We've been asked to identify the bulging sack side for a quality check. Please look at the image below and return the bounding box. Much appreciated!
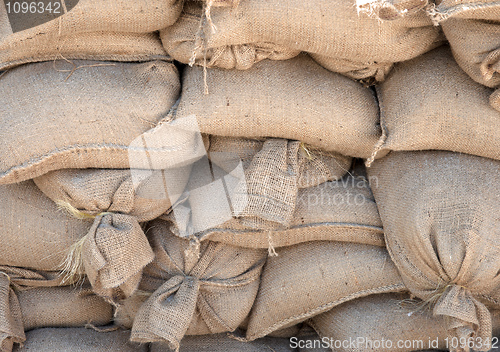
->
[175,54,381,159]
[0,59,180,184]
[368,151,500,352]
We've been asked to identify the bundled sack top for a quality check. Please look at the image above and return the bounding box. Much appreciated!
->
[115,230,266,351]
[174,54,381,159]
[368,46,500,165]
[161,0,442,81]
[311,293,500,352]
[0,267,112,352]
[0,0,182,69]
[0,59,180,184]
[368,151,500,352]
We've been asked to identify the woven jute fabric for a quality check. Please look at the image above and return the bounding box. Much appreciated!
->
[0,267,112,352]
[368,151,500,352]
[311,293,500,352]
[151,334,294,352]
[0,0,182,69]
[119,230,266,350]
[14,328,146,352]
[245,241,406,341]
[159,174,385,249]
[0,59,180,184]
[34,167,193,301]
[175,54,381,159]
[428,0,500,22]
[0,181,91,271]
[161,0,442,81]
[371,46,500,162]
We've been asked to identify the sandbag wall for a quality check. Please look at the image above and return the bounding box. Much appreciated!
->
[0,0,499,351]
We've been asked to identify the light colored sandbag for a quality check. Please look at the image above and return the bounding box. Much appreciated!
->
[428,0,500,22]
[369,46,500,164]
[367,151,500,352]
[0,267,112,352]
[0,0,182,69]
[175,54,381,159]
[14,328,146,352]
[34,167,192,301]
[119,230,266,351]
[151,334,294,352]
[0,181,91,271]
[158,174,385,249]
[245,241,406,341]
[161,1,442,81]
[0,59,180,184]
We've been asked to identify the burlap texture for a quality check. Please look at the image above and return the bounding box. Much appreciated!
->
[0,0,182,69]
[121,231,266,350]
[355,0,429,21]
[429,0,500,22]
[175,54,381,159]
[246,241,406,340]
[161,1,441,80]
[0,59,180,184]
[311,293,500,352]
[0,267,112,352]
[34,167,193,301]
[371,46,500,162]
[14,328,146,352]
[151,334,294,352]
[159,174,385,249]
[368,151,500,352]
[0,181,91,271]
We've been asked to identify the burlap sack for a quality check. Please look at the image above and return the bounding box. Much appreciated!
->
[158,174,385,250]
[0,181,91,271]
[161,1,442,81]
[428,0,500,22]
[0,0,182,69]
[0,267,112,352]
[369,46,500,164]
[14,328,146,352]
[151,334,294,352]
[368,151,500,352]
[175,54,381,159]
[0,59,180,184]
[116,231,266,351]
[245,241,406,340]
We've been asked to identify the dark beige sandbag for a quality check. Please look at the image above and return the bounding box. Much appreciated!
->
[33,166,194,301]
[367,151,500,352]
[369,46,500,164]
[14,328,146,352]
[151,334,294,352]
[174,54,381,159]
[0,0,182,69]
[161,0,442,81]
[115,230,266,351]
[311,293,500,351]
[158,173,385,250]
[0,59,180,184]
[245,241,406,341]
[0,181,91,271]
[0,267,112,352]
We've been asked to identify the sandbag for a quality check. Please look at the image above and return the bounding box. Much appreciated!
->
[174,54,381,159]
[0,267,112,352]
[0,59,180,184]
[161,0,442,81]
[117,230,266,351]
[34,166,193,301]
[367,151,500,352]
[245,241,406,340]
[151,334,295,352]
[0,0,182,69]
[158,174,385,249]
[14,328,146,352]
[0,181,91,271]
[312,293,500,351]
[369,46,500,164]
